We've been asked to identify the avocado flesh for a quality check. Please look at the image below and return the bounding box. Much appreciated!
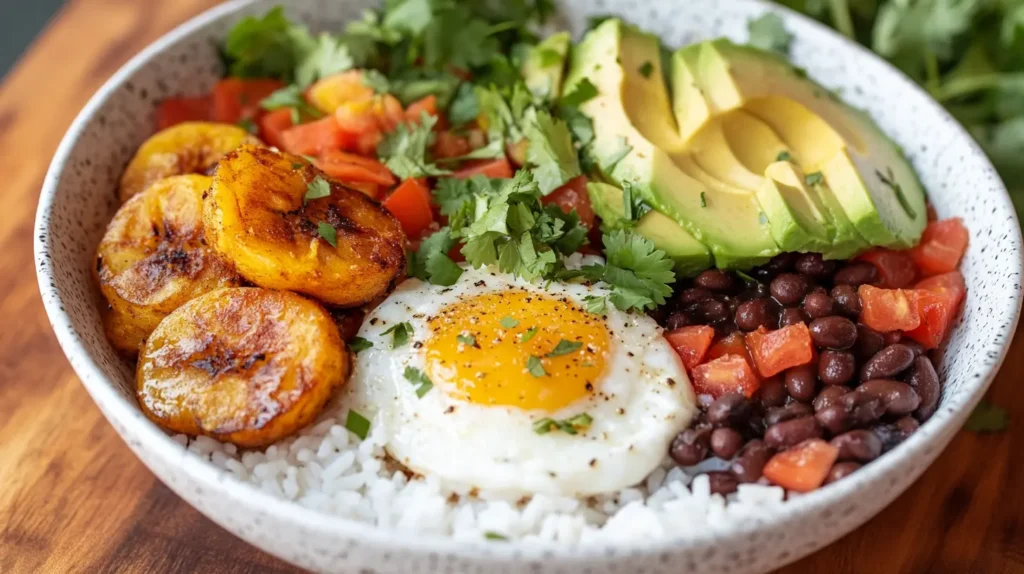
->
[696,40,927,248]
[587,182,712,276]
[567,20,779,269]
[521,32,572,102]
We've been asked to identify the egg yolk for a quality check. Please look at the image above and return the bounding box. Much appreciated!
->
[424,289,610,412]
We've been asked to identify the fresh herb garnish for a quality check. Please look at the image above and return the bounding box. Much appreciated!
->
[349,337,373,353]
[484,531,508,541]
[526,355,547,377]
[622,182,652,223]
[304,175,331,204]
[236,117,257,134]
[345,409,371,440]
[525,110,582,194]
[403,366,434,398]
[377,112,450,179]
[500,316,520,329]
[776,150,792,162]
[583,295,607,314]
[545,339,583,358]
[560,78,598,107]
[747,12,792,55]
[532,412,593,435]
[638,61,654,78]
[295,32,354,87]
[382,322,413,348]
[520,327,539,343]
[260,84,323,120]
[805,171,824,186]
[699,191,707,208]
[735,270,757,284]
[317,222,338,247]
[409,227,464,286]
[965,401,1009,432]
[456,333,477,346]
[566,230,675,312]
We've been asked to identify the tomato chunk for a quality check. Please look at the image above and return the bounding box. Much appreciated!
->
[212,78,284,124]
[433,131,472,159]
[453,158,514,179]
[405,95,438,123]
[858,285,921,332]
[905,271,966,349]
[746,324,815,378]
[762,439,839,492]
[690,354,761,399]
[665,326,715,371]
[156,96,211,129]
[383,178,434,238]
[908,218,969,277]
[705,332,751,363]
[542,176,596,229]
[857,248,917,288]
[317,150,396,187]
[257,108,294,149]
[279,116,347,156]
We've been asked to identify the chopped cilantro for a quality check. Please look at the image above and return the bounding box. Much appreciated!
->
[456,333,477,346]
[317,222,338,247]
[362,69,391,93]
[560,78,598,107]
[568,230,675,312]
[377,112,451,179]
[295,32,354,87]
[776,150,792,162]
[545,339,583,358]
[500,316,520,329]
[805,171,824,186]
[345,409,371,440]
[236,117,257,134]
[583,295,607,314]
[747,12,792,55]
[638,61,654,78]
[382,322,413,348]
[260,84,323,121]
[409,227,463,286]
[699,191,707,208]
[527,355,547,377]
[532,412,593,435]
[525,110,582,194]
[447,82,480,128]
[965,401,1009,432]
[349,336,373,353]
[403,366,434,398]
[304,175,331,204]
[520,327,539,343]
[622,182,652,223]
[222,7,317,81]
[484,531,508,541]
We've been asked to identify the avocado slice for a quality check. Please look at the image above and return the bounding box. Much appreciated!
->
[695,40,928,248]
[587,182,712,276]
[566,20,779,269]
[521,32,572,102]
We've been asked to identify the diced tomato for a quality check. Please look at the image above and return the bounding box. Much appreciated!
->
[762,439,839,492]
[307,70,374,114]
[257,108,294,149]
[453,158,514,179]
[317,150,397,187]
[542,176,596,229]
[279,116,347,156]
[405,95,438,124]
[857,248,917,288]
[335,100,381,136]
[156,96,211,129]
[665,326,716,371]
[212,78,284,124]
[433,131,472,159]
[355,131,384,156]
[383,178,434,238]
[908,218,969,277]
[905,271,967,348]
[706,331,751,364]
[506,139,529,167]
[858,285,921,332]
[375,94,406,133]
[690,354,761,399]
[746,324,815,378]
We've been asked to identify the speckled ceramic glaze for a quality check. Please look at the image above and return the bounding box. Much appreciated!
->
[34,0,1023,572]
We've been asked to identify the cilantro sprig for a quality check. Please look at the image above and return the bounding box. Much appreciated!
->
[566,230,676,312]
[533,413,593,435]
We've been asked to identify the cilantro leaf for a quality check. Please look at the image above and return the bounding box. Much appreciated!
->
[500,316,520,328]
[403,366,435,398]
[345,410,371,439]
[621,182,652,224]
[558,104,595,147]
[638,61,655,78]
[223,7,316,81]
[260,84,323,119]
[382,322,413,348]
[295,33,354,87]
[526,356,547,377]
[448,82,480,128]
[805,171,824,186]
[525,110,582,194]
[583,295,607,314]
[377,112,451,178]
[410,227,464,286]
[532,412,593,435]
[349,337,373,353]
[964,401,1009,433]
[520,327,539,342]
[317,222,338,247]
[545,339,583,357]
[304,175,331,204]
[456,333,477,346]
[748,12,793,55]
[560,78,599,107]
[578,230,676,312]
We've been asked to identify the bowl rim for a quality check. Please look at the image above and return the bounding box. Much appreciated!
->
[34,0,1024,562]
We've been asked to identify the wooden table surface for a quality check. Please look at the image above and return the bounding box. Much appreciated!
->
[1,1,1021,573]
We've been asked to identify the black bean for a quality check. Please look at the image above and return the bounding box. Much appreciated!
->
[872,423,908,453]
[906,357,940,422]
[856,379,921,416]
[698,298,730,323]
[903,339,925,358]
[706,471,740,495]
[834,262,878,286]
[779,307,809,328]
[830,430,882,462]
[816,394,885,435]
[818,350,856,386]
[803,292,835,319]
[831,284,862,318]
[824,462,861,485]
[764,416,822,449]
[678,287,713,307]
[770,273,810,306]
[813,386,849,412]
[861,344,916,381]
[764,402,814,426]
[736,299,776,331]
[670,427,711,466]
[710,427,745,459]
[744,282,771,300]
[785,364,818,402]
[896,415,920,436]
[665,311,696,330]
[853,324,886,362]
[809,316,858,349]
[794,253,836,278]
[745,414,766,437]
[883,330,903,346]
[763,253,798,274]
[695,270,737,292]
[730,439,774,483]
[757,377,788,409]
[706,393,753,427]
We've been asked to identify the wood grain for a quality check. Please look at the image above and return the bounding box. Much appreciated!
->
[0,1,1020,573]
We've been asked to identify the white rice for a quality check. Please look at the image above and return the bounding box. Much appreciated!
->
[181,402,787,544]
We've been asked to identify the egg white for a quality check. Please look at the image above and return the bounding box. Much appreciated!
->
[341,265,697,498]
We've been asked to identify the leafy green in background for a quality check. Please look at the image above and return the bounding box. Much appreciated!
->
[766,0,1024,218]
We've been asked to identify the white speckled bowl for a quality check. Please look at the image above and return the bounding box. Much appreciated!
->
[34,0,1023,572]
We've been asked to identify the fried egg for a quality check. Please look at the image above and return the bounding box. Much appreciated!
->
[342,265,696,498]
